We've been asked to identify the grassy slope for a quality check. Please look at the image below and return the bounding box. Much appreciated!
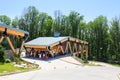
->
[0,63,32,74]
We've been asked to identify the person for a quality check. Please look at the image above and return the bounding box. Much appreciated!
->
[41,51,43,59]
[33,51,36,57]
[38,51,41,58]
[45,51,48,59]
[43,51,45,59]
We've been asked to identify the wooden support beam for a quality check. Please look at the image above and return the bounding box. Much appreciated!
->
[51,42,59,48]
[5,36,16,54]
[76,39,79,43]
[78,44,81,53]
[55,46,59,55]
[60,38,68,43]
[7,28,25,37]
[25,45,46,49]
[24,46,29,53]
[68,42,72,54]
[85,44,88,59]
[65,42,68,53]
[19,39,25,52]
[60,46,65,54]
[0,26,5,33]
[73,43,77,52]
[0,36,4,43]
[69,37,75,42]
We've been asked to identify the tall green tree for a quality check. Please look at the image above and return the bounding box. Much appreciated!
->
[0,15,11,25]
[12,17,19,28]
[18,6,39,40]
[38,12,49,37]
[44,16,53,36]
[69,11,83,38]
[87,16,109,61]
[109,17,120,62]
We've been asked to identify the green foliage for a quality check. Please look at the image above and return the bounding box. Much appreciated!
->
[69,11,84,38]
[81,54,88,63]
[0,63,37,74]
[0,45,6,63]
[0,15,11,25]
[1,6,120,64]
[12,17,18,28]
[5,59,11,63]
[87,16,109,62]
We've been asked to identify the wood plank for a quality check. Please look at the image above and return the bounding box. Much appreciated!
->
[74,43,77,52]
[79,44,83,54]
[76,39,79,43]
[5,36,16,54]
[65,42,68,53]
[60,46,65,54]
[55,46,59,55]
[60,38,68,43]
[68,42,72,53]
[69,37,75,42]
[25,45,46,49]
[7,28,24,37]
[34,48,47,51]
[0,26,5,33]
[85,45,88,59]
[0,36,4,43]
[50,42,59,48]
[19,39,25,52]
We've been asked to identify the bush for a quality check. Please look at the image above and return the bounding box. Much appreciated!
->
[81,54,88,63]
[0,45,6,63]
[5,59,11,63]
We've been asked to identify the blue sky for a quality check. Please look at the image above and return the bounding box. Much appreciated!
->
[0,0,120,22]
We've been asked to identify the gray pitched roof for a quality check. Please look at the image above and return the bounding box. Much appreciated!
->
[25,37,69,46]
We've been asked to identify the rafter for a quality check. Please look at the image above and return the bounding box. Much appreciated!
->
[5,36,16,54]
[0,36,4,43]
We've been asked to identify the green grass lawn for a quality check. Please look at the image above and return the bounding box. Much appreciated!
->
[0,63,38,75]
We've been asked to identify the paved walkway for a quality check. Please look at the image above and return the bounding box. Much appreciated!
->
[0,56,120,80]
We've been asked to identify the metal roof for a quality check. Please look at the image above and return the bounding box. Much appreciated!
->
[25,37,69,46]
[0,23,29,35]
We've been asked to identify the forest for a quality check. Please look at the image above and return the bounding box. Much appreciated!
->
[0,6,120,64]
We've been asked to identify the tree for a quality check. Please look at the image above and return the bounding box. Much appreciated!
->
[69,11,83,38]
[18,6,39,40]
[0,45,6,63]
[12,17,19,28]
[87,16,109,61]
[0,15,11,25]
[38,12,49,37]
[109,17,120,62]
[44,16,53,36]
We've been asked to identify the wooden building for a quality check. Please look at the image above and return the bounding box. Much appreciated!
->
[24,36,88,59]
[0,23,29,55]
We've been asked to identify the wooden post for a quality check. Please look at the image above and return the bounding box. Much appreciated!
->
[85,44,88,59]
[55,46,59,55]
[79,44,82,54]
[0,36,4,43]
[68,41,72,54]
[5,36,16,54]
[19,39,25,52]
[60,46,65,54]
[72,43,78,56]
[65,42,68,53]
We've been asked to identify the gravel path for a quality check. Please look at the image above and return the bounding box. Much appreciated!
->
[0,56,120,80]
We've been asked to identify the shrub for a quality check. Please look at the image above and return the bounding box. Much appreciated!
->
[5,59,11,63]
[0,45,6,63]
[81,54,88,63]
